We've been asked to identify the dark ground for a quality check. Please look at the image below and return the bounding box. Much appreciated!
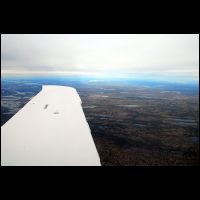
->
[80,85,199,166]
[1,76,199,165]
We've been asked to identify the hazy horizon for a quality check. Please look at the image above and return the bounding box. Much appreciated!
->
[1,34,199,83]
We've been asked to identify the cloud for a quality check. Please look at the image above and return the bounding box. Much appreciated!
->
[1,34,199,80]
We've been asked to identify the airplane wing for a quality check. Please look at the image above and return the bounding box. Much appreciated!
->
[1,85,101,166]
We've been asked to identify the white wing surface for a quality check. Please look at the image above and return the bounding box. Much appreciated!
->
[1,85,101,166]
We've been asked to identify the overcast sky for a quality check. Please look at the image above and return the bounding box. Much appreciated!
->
[1,34,199,81]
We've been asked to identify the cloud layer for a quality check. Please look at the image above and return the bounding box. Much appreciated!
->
[1,34,199,80]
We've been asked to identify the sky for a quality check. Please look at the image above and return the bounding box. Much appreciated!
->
[1,34,199,82]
